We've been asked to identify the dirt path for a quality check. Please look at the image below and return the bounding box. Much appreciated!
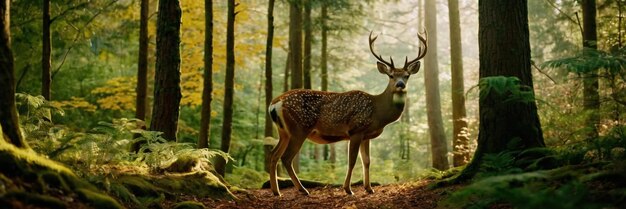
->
[191,181,456,209]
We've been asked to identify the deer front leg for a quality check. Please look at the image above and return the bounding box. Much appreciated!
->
[269,130,290,196]
[360,139,374,194]
[281,133,310,195]
[343,134,363,195]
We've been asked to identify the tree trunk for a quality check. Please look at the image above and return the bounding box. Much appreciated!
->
[448,0,469,167]
[198,0,213,149]
[303,1,312,90]
[136,0,149,122]
[215,0,236,177]
[264,0,275,173]
[458,0,545,181]
[303,0,320,161]
[424,0,449,171]
[42,0,51,100]
[283,52,290,92]
[150,0,182,142]
[0,0,28,148]
[288,0,303,173]
[320,2,335,165]
[582,0,599,139]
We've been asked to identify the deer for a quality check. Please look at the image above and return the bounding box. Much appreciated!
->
[267,31,427,196]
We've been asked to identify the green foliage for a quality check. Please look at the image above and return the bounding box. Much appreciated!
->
[225,167,267,189]
[443,173,601,209]
[476,76,537,105]
[445,124,626,208]
[541,49,626,74]
[135,130,232,173]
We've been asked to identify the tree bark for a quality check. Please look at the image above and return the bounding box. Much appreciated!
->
[424,0,449,171]
[288,0,303,172]
[264,0,275,173]
[42,0,51,100]
[198,0,213,149]
[320,2,335,164]
[150,0,182,142]
[136,0,149,122]
[582,0,599,139]
[458,0,545,181]
[0,0,28,148]
[215,0,236,177]
[303,1,312,90]
[302,0,320,161]
[448,0,469,167]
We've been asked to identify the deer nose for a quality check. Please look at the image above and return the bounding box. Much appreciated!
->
[395,80,406,89]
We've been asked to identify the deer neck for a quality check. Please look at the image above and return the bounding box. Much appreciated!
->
[372,80,406,125]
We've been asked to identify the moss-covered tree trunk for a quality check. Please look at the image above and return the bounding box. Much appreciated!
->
[215,0,236,177]
[198,0,213,149]
[264,0,275,173]
[0,0,28,148]
[150,0,182,141]
[448,0,470,167]
[457,0,545,181]
[424,0,449,171]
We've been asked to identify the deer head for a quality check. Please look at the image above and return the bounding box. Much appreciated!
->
[268,30,428,197]
[369,30,427,105]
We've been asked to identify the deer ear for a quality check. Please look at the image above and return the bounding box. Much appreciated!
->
[407,61,421,74]
[377,62,390,75]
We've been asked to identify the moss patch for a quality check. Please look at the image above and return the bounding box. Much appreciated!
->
[1,190,66,209]
[0,143,123,208]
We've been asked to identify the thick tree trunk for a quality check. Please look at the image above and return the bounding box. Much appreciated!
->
[198,0,213,149]
[136,0,149,122]
[448,0,470,167]
[288,0,303,173]
[42,0,51,100]
[264,0,275,173]
[458,0,545,181]
[582,0,599,139]
[424,0,449,171]
[0,0,28,148]
[150,0,182,142]
[216,0,236,177]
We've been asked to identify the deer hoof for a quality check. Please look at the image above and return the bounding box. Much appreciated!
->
[344,188,354,195]
[365,187,375,194]
[272,191,282,196]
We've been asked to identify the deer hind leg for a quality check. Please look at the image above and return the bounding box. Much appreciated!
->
[280,131,310,195]
[269,129,290,196]
[343,133,363,195]
[360,140,374,194]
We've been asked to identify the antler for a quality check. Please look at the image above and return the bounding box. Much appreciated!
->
[369,31,395,68]
[403,29,428,69]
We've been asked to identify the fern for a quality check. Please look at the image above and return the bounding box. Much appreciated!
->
[477,76,538,105]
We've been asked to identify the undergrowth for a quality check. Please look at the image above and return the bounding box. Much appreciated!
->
[14,94,234,207]
[442,125,626,209]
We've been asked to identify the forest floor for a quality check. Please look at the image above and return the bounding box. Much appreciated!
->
[165,180,460,209]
